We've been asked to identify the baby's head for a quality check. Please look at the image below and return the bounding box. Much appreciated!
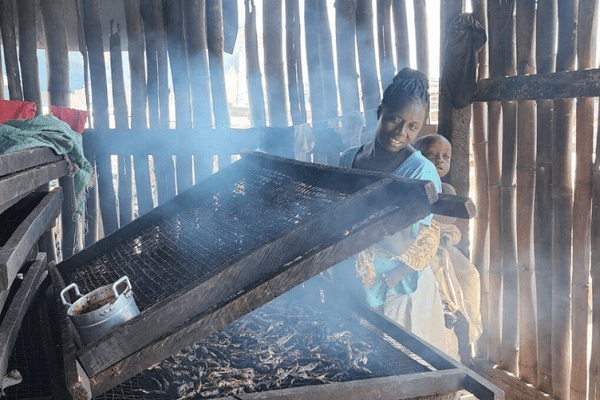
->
[412,134,452,178]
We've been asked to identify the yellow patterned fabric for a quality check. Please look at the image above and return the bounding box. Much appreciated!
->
[430,222,483,343]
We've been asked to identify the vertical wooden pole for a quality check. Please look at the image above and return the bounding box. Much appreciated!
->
[140,0,160,128]
[356,0,380,124]
[59,176,77,259]
[207,0,231,129]
[304,0,326,125]
[570,2,597,400]
[412,0,429,76]
[222,1,239,54]
[439,0,462,81]
[486,0,502,365]
[245,0,266,127]
[591,110,600,400]
[124,0,147,129]
[392,0,409,70]
[109,21,129,130]
[40,0,70,107]
[316,0,338,121]
[1,0,23,101]
[184,0,213,130]
[515,0,538,386]
[534,1,557,393]
[164,0,192,129]
[153,0,170,128]
[17,0,41,110]
[286,0,305,125]
[552,1,577,398]
[335,0,361,115]
[84,161,100,246]
[82,0,110,130]
[471,0,490,361]
[117,156,132,227]
[133,154,154,216]
[376,0,394,82]
[262,0,288,126]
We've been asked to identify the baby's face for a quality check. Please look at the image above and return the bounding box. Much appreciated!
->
[423,139,451,177]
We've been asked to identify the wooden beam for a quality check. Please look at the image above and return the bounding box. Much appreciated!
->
[0,148,62,178]
[236,370,464,399]
[0,253,47,383]
[474,68,600,102]
[77,174,436,377]
[0,160,68,208]
[48,261,92,400]
[471,358,552,400]
[0,189,63,290]
[431,193,476,220]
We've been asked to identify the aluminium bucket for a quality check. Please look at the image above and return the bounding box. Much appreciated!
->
[60,276,140,344]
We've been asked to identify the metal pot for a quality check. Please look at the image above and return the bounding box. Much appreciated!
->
[60,276,140,344]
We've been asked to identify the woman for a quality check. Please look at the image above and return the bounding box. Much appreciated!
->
[339,68,447,351]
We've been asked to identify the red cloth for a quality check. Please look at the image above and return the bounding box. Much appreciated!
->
[0,100,36,124]
[50,106,88,133]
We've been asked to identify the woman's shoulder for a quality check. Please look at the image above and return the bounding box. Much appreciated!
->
[339,145,362,168]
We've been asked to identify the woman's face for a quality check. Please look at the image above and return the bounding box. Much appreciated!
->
[375,102,427,153]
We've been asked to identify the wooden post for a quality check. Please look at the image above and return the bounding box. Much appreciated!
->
[286,0,307,125]
[95,154,119,237]
[59,176,77,259]
[1,0,23,101]
[551,1,577,398]
[570,2,597,399]
[140,0,161,128]
[413,0,429,76]
[184,0,213,130]
[133,155,154,216]
[392,0,409,71]
[117,156,132,228]
[82,0,110,130]
[17,0,42,110]
[262,0,288,126]
[376,0,394,82]
[244,0,266,127]
[591,108,600,400]
[316,0,338,121]
[40,0,70,107]
[304,0,326,125]
[206,0,231,129]
[222,0,238,54]
[123,0,147,129]
[164,0,192,129]
[439,0,462,80]
[356,0,381,125]
[471,0,490,361]
[154,0,170,128]
[492,0,519,374]
[335,0,361,115]
[515,0,538,386]
[109,21,129,130]
[534,1,557,393]
[84,162,100,246]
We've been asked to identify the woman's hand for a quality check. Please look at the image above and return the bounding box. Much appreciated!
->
[382,262,414,289]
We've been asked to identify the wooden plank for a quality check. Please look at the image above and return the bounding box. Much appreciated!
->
[123,0,147,129]
[0,148,62,178]
[431,193,476,220]
[245,0,266,127]
[335,0,361,115]
[78,175,437,377]
[86,182,438,393]
[474,68,600,102]
[207,0,231,129]
[59,175,77,258]
[236,370,464,399]
[47,261,91,400]
[109,21,129,130]
[0,189,62,290]
[285,0,306,126]
[356,0,380,122]
[470,358,552,400]
[0,160,68,207]
[0,253,47,382]
[262,0,287,126]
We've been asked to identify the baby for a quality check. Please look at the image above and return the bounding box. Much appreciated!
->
[412,134,482,363]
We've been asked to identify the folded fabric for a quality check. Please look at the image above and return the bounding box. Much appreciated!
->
[0,100,36,124]
[0,115,93,219]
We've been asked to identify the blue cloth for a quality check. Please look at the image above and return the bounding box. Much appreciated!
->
[339,145,441,306]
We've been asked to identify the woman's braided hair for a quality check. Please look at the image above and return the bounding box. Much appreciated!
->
[377,68,430,120]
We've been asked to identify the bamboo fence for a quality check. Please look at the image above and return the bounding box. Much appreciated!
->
[1,2,599,398]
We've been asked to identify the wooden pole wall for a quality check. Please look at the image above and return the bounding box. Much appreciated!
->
[316,0,338,121]
[471,0,490,362]
[413,0,429,76]
[534,0,557,393]
[109,21,129,130]
[392,0,409,70]
[286,0,307,125]
[356,0,380,124]
[206,0,230,130]
[591,106,600,400]
[1,0,23,101]
[262,0,288,126]
[515,0,538,386]
[439,0,462,82]
[123,0,147,129]
[551,1,577,397]
[304,1,326,125]
[140,0,161,128]
[376,0,394,83]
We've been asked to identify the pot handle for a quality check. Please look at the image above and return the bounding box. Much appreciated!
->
[112,276,132,299]
[60,283,82,307]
